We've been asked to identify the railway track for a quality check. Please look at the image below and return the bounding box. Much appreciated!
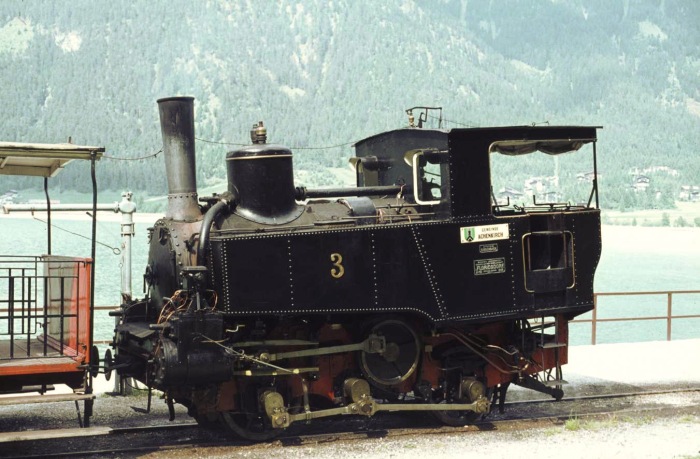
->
[2,388,699,459]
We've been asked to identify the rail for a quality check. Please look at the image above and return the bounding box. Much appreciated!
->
[573,290,700,345]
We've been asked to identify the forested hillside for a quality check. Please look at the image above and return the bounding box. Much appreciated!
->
[1,0,698,211]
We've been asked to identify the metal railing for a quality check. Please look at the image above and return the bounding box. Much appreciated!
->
[573,290,700,345]
[91,290,700,346]
[0,255,92,361]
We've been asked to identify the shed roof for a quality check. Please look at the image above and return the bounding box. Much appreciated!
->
[0,142,104,177]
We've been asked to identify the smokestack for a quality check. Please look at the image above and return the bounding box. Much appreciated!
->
[157,96,201,221]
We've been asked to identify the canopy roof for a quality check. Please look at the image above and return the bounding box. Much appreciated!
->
[489,138,595,156]
[0,142,104,177]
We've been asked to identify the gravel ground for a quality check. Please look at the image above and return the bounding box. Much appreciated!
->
[0,388,190,432]
[142,415,700,459]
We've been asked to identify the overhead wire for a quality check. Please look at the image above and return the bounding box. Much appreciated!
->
[427,113,479,128]
[31,215,121,255]
[103,149,162,161]
[99,112,480,161]
[195,136,355,150]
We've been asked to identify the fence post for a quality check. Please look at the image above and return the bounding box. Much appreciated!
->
[592,294,597,345]
[667,292,672,341]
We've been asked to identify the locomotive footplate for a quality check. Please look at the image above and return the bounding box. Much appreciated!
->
[262,377,490,429]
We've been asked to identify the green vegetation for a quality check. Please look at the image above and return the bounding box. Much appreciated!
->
[564,413,658,432]
[564,412,582,431]
[0,0,698,212]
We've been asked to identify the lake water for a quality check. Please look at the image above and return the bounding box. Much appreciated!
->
[1,214,698,346]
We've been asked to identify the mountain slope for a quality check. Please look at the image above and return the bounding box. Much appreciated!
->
[0,0,698,209]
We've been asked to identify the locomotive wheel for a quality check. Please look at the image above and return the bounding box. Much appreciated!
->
[103,348,113,381]
[360,318,420,386]
[89,345,100,378]
[219,382,284,441]
[432,378,487,427]
[190,409,223,430]
[220,411,282,441]
[433,400,480,426]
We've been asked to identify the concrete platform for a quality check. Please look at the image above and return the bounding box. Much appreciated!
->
[567,339,700,387]
[503,338,700,402]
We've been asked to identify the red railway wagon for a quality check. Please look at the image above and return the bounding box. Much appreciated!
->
[0,142,103,427]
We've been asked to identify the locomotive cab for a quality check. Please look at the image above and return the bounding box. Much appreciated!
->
[349,124,601,315]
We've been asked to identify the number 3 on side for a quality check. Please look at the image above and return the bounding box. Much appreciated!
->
[330,253,345,279]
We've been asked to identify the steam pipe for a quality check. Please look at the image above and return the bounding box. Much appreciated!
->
[157,96,201,222]
[197,193,234,266]
[295,185,403,201]
[3,203,119,213]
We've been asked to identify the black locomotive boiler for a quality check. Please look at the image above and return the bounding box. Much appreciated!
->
[111,97,602,440]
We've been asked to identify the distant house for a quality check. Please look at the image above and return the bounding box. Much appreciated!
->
[524,176,558,194]
[576,171,598,182]
[496,187,523,204]
[679,185,700,202]
[631,175,650,192]
[0,190,18,205]
[643,165,679,176]
[540,190,562,203]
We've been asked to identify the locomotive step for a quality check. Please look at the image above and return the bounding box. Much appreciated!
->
[539,342,567,349]
[0,392,95,406]
[542,379,569,387]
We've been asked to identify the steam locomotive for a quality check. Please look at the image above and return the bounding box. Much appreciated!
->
[111,97,602,440]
